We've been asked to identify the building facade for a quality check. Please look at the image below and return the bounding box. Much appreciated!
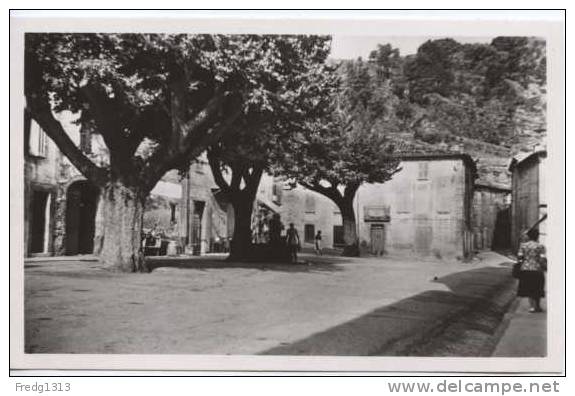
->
[25,112,62,257]
[24,111,280,257]
[24,111,110,257]
[279,185,344,253]
[509,150,547,251]
[280,154,477,259]
[178,156,231,255]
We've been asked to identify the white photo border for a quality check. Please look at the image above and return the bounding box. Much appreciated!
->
[9,10,566,374]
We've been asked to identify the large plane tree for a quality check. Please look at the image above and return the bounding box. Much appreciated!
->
[25,33,332,271]
[279,52,403,256]
[207,37,336,261]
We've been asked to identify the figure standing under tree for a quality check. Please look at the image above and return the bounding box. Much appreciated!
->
[286,223,300,264]
[314,230,323,256]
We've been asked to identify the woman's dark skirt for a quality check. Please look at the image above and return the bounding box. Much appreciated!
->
[517,270,545,298]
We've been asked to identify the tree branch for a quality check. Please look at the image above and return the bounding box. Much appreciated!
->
[245,164,264,196]
[299,180,343,204]
[25,102,109,186]
[343,181,361,201]
[207,148,230,192]
[178,90,229,146]
[143,92,226,183]
[80,84,117,140]
[80,84,140,177]
[230,162,246,191]
[144,102,243,192]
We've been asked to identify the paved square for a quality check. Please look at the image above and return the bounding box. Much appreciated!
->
[25,253,508,355]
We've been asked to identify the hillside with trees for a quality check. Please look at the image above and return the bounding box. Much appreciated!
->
[335,37,547,188]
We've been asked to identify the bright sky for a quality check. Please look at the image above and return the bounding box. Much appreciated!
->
[329,36,496,60]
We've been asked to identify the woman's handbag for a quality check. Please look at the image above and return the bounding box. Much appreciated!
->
[541,257,548,272]
[512,261,523,278]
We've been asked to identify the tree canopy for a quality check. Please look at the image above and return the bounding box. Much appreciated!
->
[275,48,403,255]
[25,33,333,191]
[205,37,334,259]
[279,51,402,195]
[403,37,546,147]
[24,33,335,270]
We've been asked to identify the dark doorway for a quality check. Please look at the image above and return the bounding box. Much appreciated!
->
[65,181,99,255]
[29,190,51,254]
[492,207,511,252]
[191,200,205,255]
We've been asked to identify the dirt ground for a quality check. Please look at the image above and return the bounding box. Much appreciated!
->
[24,252,509,355]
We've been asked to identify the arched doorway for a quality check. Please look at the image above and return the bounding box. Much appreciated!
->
[65,180,99,255]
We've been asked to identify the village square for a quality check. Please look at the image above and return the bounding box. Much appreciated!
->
[22,33,547,357]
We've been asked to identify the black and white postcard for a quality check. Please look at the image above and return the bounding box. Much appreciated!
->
[9,10,565,374]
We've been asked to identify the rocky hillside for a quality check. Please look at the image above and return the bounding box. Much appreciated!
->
[388,37,546,188]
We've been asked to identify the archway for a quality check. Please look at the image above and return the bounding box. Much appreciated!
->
[65,180,100,255]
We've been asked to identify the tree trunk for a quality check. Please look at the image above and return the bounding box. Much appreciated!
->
[339,199,359,257]
[228,194,254,261]
[98,181,148,272]
[93,195,105,256]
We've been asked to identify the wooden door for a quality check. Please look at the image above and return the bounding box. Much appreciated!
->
[370,224,385,255]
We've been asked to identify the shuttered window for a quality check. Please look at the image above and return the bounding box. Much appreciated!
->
[333,225,345,246]
[396,183,412,214]
[418,162,429,180]
[304,224,315,243]
[29,119,48,158]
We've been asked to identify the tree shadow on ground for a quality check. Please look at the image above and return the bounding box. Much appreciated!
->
[259,265,515,356]
[146,255,348,274]
[433,265,515,298]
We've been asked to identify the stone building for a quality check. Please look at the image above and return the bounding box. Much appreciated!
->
[178,155,230,255]
[24,112,62,256]
[24,110,280,257]
[250,173,284,243]
[280,185,345,252]
[24,110,109,257]
[280,153,477,259]
[509,149,547,251]
[23,110,184,257]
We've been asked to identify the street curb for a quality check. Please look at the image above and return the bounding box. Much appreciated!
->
[490,297,521,351]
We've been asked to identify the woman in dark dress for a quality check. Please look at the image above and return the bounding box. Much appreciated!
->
[517,229,547,313]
